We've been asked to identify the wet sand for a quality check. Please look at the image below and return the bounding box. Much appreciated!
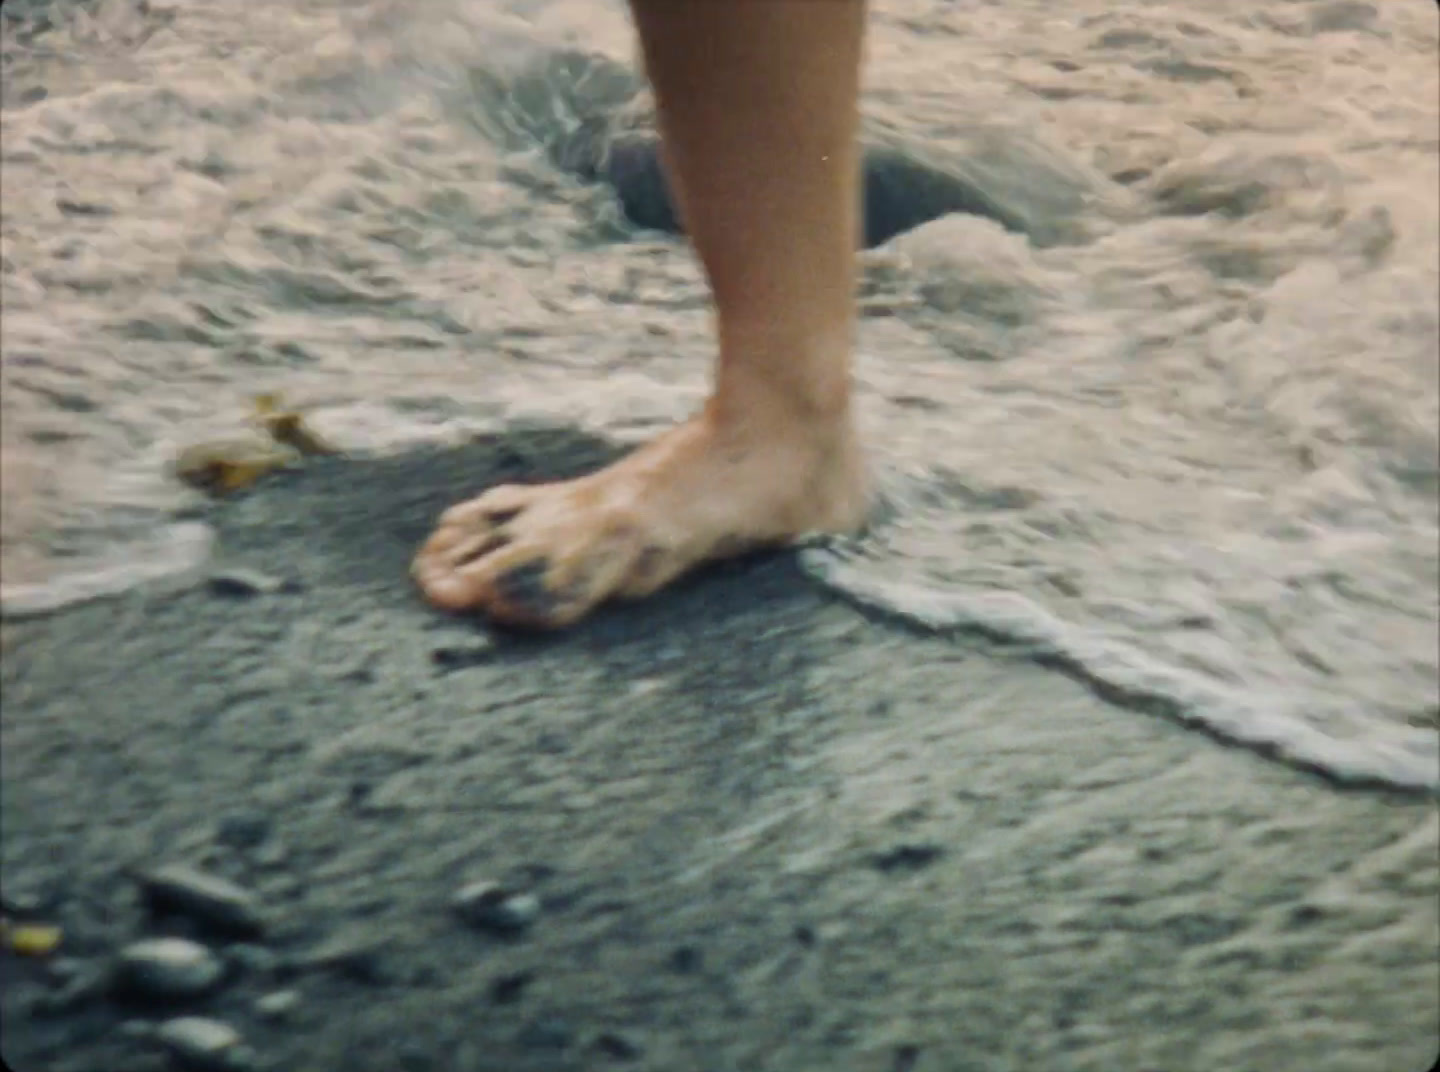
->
[2,429,1436,1072]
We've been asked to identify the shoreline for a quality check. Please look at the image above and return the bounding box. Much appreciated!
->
[3,430,1436,1072]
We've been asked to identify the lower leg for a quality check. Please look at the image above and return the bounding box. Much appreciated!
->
[414,0,869,626]
[632,0,866,421]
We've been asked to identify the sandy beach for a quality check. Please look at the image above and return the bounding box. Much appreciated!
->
[2,429,1436,1071]
[2,0,1438,1068]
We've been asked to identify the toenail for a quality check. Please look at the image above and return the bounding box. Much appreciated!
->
[494,559,564,620]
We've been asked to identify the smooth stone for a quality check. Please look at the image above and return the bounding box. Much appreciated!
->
[225,943,279,977]
[155,1017,255,1072]
[592,1031,644,1061]
[254,989,299,1021]
[207,568,285,598]
[430,637,497,671]
[215,811,272,849]
[517,1014,573,1051]
[490,970,533,1005]
[114,938,224,1000]
[32,961,110,1014]
[295,930,390,985]
[870,842,944,873]
[452,881,541,936]
[138,865,265,937]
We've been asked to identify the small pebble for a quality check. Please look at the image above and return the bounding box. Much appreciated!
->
[215,811,272,850]
[296,931,390,985]
[668,946,703,974]
[44,956,83,985]
[593,1031,644,1061]
[138,865,265,937]
[226,943,278,977]
[452,881,541,936]
[155,1017,255,1072]
[517,1014,573,1051]
[0,888,47,916]
[114,938,225,1001]
[4,921,62,956]
[894,1043,922,1072]
[254,989,299,1021]
[32,961,109,1015]
[119,1019,156,1040]
[870,843,943,874]
[252,839,289,869]
[490,971,533,1005]
[430,638,496,671]
[208,568,287,598]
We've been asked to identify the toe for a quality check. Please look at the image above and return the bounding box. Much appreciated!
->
[414,538,582,627]
[488,558,575,626]
[441,529,511,568]
[437,484,535,529]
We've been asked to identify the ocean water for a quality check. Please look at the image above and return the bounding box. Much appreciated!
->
[1,0,1436,791]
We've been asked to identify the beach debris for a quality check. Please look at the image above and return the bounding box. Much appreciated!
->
[173,437,298,496]
[452,881,542,936]
[137,865,266,938]
[113,938,225,1001]
[155,1016,257,1072]
[1,918,63,957]
[252,392,339,457]
[173,393,337,497]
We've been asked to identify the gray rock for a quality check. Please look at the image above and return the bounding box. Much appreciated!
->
[430,637,497,671]
[870,842,943,874]
[119,1019,156,1040]
[490,970,533,1005]
[592,1030,644,1061]
[114,938,225,1001]
[225,943,279,977]
[452,881,541,936]
[517,1014,573,1051]
[138,865,265,937]
[295,930,390,985]
[31,961,110,1015]
[154,1017,256,1072]
[254,989,299,1021]
[215,811,272,849]
[207,568,286,597]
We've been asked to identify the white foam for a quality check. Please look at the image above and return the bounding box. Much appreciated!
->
[801,548,1440,795]
[0,523,216,621]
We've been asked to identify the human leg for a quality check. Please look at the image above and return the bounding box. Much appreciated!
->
[414,0,869,626]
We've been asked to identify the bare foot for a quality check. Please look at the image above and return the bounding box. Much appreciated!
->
[413,401,867,627]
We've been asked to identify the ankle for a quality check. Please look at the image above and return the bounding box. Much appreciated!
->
[713,329,854,423]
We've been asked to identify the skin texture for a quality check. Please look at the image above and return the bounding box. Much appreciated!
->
[414,1,869,627]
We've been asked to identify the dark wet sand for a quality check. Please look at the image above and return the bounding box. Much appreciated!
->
[2,430,1436,1072]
